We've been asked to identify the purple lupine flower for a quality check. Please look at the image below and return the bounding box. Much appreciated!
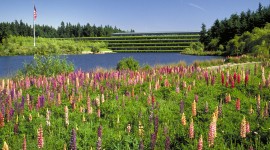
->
[70,128,77,150]
[154,115,159,134]
[14,123,19,135]
[218,99,223,117]
[40,95,45,108]
[211,75,215,85]
[115,94,119,101]
[1,103,5,116]
[96,137,102,150]
[20,96,25,109]
[165,136,170,150]
[180,100,184,114]
[195,94,199,103]
[139,140,144,150]
[150,133,157,150]
[98,125,102,138]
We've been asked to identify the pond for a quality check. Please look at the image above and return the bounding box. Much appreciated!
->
[0,53,223,77]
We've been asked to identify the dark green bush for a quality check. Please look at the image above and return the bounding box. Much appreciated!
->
[17,55,74,77]
[116,57,140,71]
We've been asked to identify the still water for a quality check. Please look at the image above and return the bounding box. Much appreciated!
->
[0,53,222,77]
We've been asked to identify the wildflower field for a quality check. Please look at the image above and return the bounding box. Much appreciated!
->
[0,62,270,149]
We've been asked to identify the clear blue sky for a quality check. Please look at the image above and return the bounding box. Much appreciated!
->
[0,0,269,32]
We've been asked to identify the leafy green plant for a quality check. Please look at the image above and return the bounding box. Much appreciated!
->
[17,55,74,77]
[116,57,140,71]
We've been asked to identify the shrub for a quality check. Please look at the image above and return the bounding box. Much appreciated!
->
[90,45,100,53]
[116,57,140,71]
[17,55,74,77]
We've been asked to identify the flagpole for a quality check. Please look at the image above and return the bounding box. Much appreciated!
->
[33,0,36,47]
[34,16,36,47]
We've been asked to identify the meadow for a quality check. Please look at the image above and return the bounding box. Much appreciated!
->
[0,60,270,149]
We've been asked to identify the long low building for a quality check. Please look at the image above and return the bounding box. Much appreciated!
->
[111,31,200,36]
[76,31,200,52]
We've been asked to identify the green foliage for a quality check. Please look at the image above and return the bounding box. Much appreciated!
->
[226,23,270,56]
[201,3,270,55]
[0,20,124,39]
[0,36,109,56]
[17,55,74,77]
[116,57,140,71]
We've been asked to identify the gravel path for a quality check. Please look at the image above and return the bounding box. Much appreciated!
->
[206,62,261,70]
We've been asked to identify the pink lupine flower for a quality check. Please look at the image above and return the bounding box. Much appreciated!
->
[37,125,44,149]
[237,74,241,84]
[245,73,249,87]
[208,121,215,147]
[236,98,241,111]
[197,135,203,150]
[57,93,61,105]
[87,96,93,114]
[189,117,194,139]
[97,108,101,118]
[246,121,250,134]
[221,72,225,85]
[22,135,27,150]
[0,112,4,127]
[195,94,199,103]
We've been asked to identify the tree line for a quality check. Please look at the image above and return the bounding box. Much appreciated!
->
[200,3,270,54]
[0,20,127,42]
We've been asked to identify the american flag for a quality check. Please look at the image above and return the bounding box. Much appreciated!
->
[34,5,37,20]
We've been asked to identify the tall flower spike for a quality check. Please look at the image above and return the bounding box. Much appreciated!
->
[180,100,184,114]
[246,121,250,134]
[264,102,269,118]
[0,112,4,127]
[46,108,51,126]
[2,141,9,150]
[98,125,102,138]
[192,100,197,116]
[257,95,261,117]
[57,93,61,105]
[139,140,144,150]
[139,121,144,137]
[236,98,241,111]
[197,135,203,150]
[22,135,27,150]
[127,124,131,133]
[205,101,209,113]
[208,121,215,147]
[181,113,186,126]
[37,125,44,149]
[189,117,194,139]
[29,114,32,122]
[249,105,254,114]
[165,135,170,150]
[96,137,102,150]
[65,106,69,126]
[240,116,246,138]
[87,96,92,114]
[70,128,77,150]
